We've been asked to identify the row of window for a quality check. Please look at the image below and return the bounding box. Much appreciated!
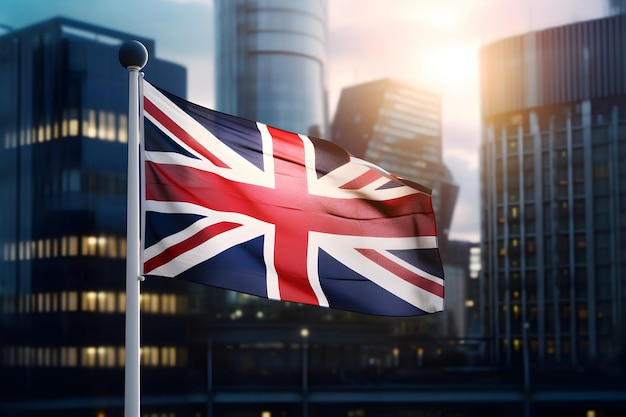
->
[378,107,440,133]
[2,345,187,368]
[1,291,186,315]
[34,169,127,197]
[3,235,127,261]
[384,90,440,115]
[2,109,129,149]
[501,337,612,357]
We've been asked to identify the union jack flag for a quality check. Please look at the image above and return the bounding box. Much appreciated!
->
[141,80,444,316]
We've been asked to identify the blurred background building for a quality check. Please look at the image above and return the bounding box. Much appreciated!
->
[610,0,626,14]
[214,0,329,137]
[329,77,466,341]
[330,78,459,251]
[0,17,195,417]
[1,2,626,417]
[480,13,626,374]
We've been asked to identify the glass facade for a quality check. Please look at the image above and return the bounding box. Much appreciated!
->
[480,14,626,369]
[0,17,190,416]
[214,0,328,137]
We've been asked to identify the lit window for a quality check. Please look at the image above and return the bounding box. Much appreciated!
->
[107,236,118,258]
[118,347,125,367]
[141,347,159,367]
[98,110,107,139]
[118,292,126,313]
[97,236,107,257]
[162,294,177,314]
[103,347,117,367]
[512,305,520,319]
[68,236,79,256]
[37,293,44,312]
[162,347,176,367]
[82,236,98,256]
[82,347,97,367]
[100,292,117,313]
[120,238,127,258]
[84,109,97,138]
[513,339,520,352]
[68,291,78,311]
[106,112,116,141]
[82,292,98,312]
[68,109,79,136]
[118,114,128,143]
[141,294,160,314]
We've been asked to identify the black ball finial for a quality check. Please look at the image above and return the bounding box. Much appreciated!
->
[119,40,148,70]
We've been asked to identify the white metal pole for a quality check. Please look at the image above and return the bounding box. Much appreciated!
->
[125,62,141,417]
[119,40,148,417]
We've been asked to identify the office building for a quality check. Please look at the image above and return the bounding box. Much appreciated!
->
[610,0,626,14]
[331,78,458,251]
[479,14,626,370]
[214,0,329,137]
[0,17,191,416]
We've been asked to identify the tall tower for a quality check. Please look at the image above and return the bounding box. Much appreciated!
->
[214,0,328,137]
[479,15,626,370]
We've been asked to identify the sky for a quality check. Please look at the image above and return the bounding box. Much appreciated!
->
[0,0,611,242]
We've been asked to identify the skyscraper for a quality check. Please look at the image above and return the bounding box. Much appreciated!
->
[479,14,626,370]
[331,78,458,251]
[214,0,328,137]
[0,17,193,416]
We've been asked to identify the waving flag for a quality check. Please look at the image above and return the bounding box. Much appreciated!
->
[141,80,444,316]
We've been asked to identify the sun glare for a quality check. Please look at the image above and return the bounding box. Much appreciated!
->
[422,44,478,89]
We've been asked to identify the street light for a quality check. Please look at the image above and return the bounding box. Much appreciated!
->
[300,328,309,417]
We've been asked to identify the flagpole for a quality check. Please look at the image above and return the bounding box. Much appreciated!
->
[119,40,148,417]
